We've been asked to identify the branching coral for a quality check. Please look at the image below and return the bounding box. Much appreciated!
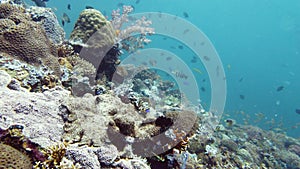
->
[111,5,154,53]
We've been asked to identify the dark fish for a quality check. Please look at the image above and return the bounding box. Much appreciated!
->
[32,0,46,7]
[178,45,184,49]
[190,59,197,63]
[67,4,71,10]
[183,29,190,34]
[163,37,168,40]
[203,55,210,61]
[200,87,205,92]
[295,109,300,115]
[135,0,140,4]
[239,77,244,82]
[183,12,189,18]
[61,20,65,26]
[62,13,70,23]
[166,57,172,61]
[85,6,94,9]
[277,86,284,91]
[239,95,245,100]
[202,79,206,82]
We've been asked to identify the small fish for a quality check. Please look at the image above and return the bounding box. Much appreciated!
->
[62,13,70,23]
[200,87,205,92]
[61,20,65,26]
[276,86,284,91]
[225,119,235,127]
[166,56,172,61]
[135,0,140,4]
[239,94,245,100]
[67,4,71,10]
[183,29,190,34]
[32,0,46,7]
[203,55,210,61]
[193,68,202,74]
[178,45,184,49]
[296,109,300,115]
[172,71,188,79]
[85,5,94,9]
[170,46,176,49]
[239,77,244,82]
[202,79,206,82]
[191,59,197,63]
[183,12,189,18]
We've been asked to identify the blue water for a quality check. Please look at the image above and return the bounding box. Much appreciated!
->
[25,0,300,137]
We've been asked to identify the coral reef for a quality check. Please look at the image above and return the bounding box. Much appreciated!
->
[0,3,61,75]
[111,5,154,53]
[69,8,116,60]
[27,6,65,44]
[0,70,68,147]
[0,143,33,169]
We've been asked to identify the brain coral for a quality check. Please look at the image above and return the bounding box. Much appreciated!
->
[69,9,116,66]
[0,143,33,169]
[0,3,61,75]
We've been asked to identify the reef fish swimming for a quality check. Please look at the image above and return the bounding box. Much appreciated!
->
[61,13,71,26]
[296,109,300,115]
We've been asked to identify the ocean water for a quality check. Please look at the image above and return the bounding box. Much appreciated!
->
[25,0,300,138]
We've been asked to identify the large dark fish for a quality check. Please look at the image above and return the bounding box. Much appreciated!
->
[276,86,284,92]
[67,4,71,10]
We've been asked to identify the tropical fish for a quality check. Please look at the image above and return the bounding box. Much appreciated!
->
[276,86,284,91]
[200,87,205,92]
[225,119,235,127]
[31,0,46,7]
[183,12,189,18]
[172,70,188,79]
[178,45,184,49]
[183,29,190,34]
[203,55,210,61]
[67,4,71,10]
[193,68,202,74]
[85,6,94,9]
[62,13,70,23]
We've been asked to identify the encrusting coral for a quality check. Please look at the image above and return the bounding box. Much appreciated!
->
[0,3,61,75]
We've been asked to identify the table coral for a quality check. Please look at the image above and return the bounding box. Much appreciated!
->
[0,3,61,75]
